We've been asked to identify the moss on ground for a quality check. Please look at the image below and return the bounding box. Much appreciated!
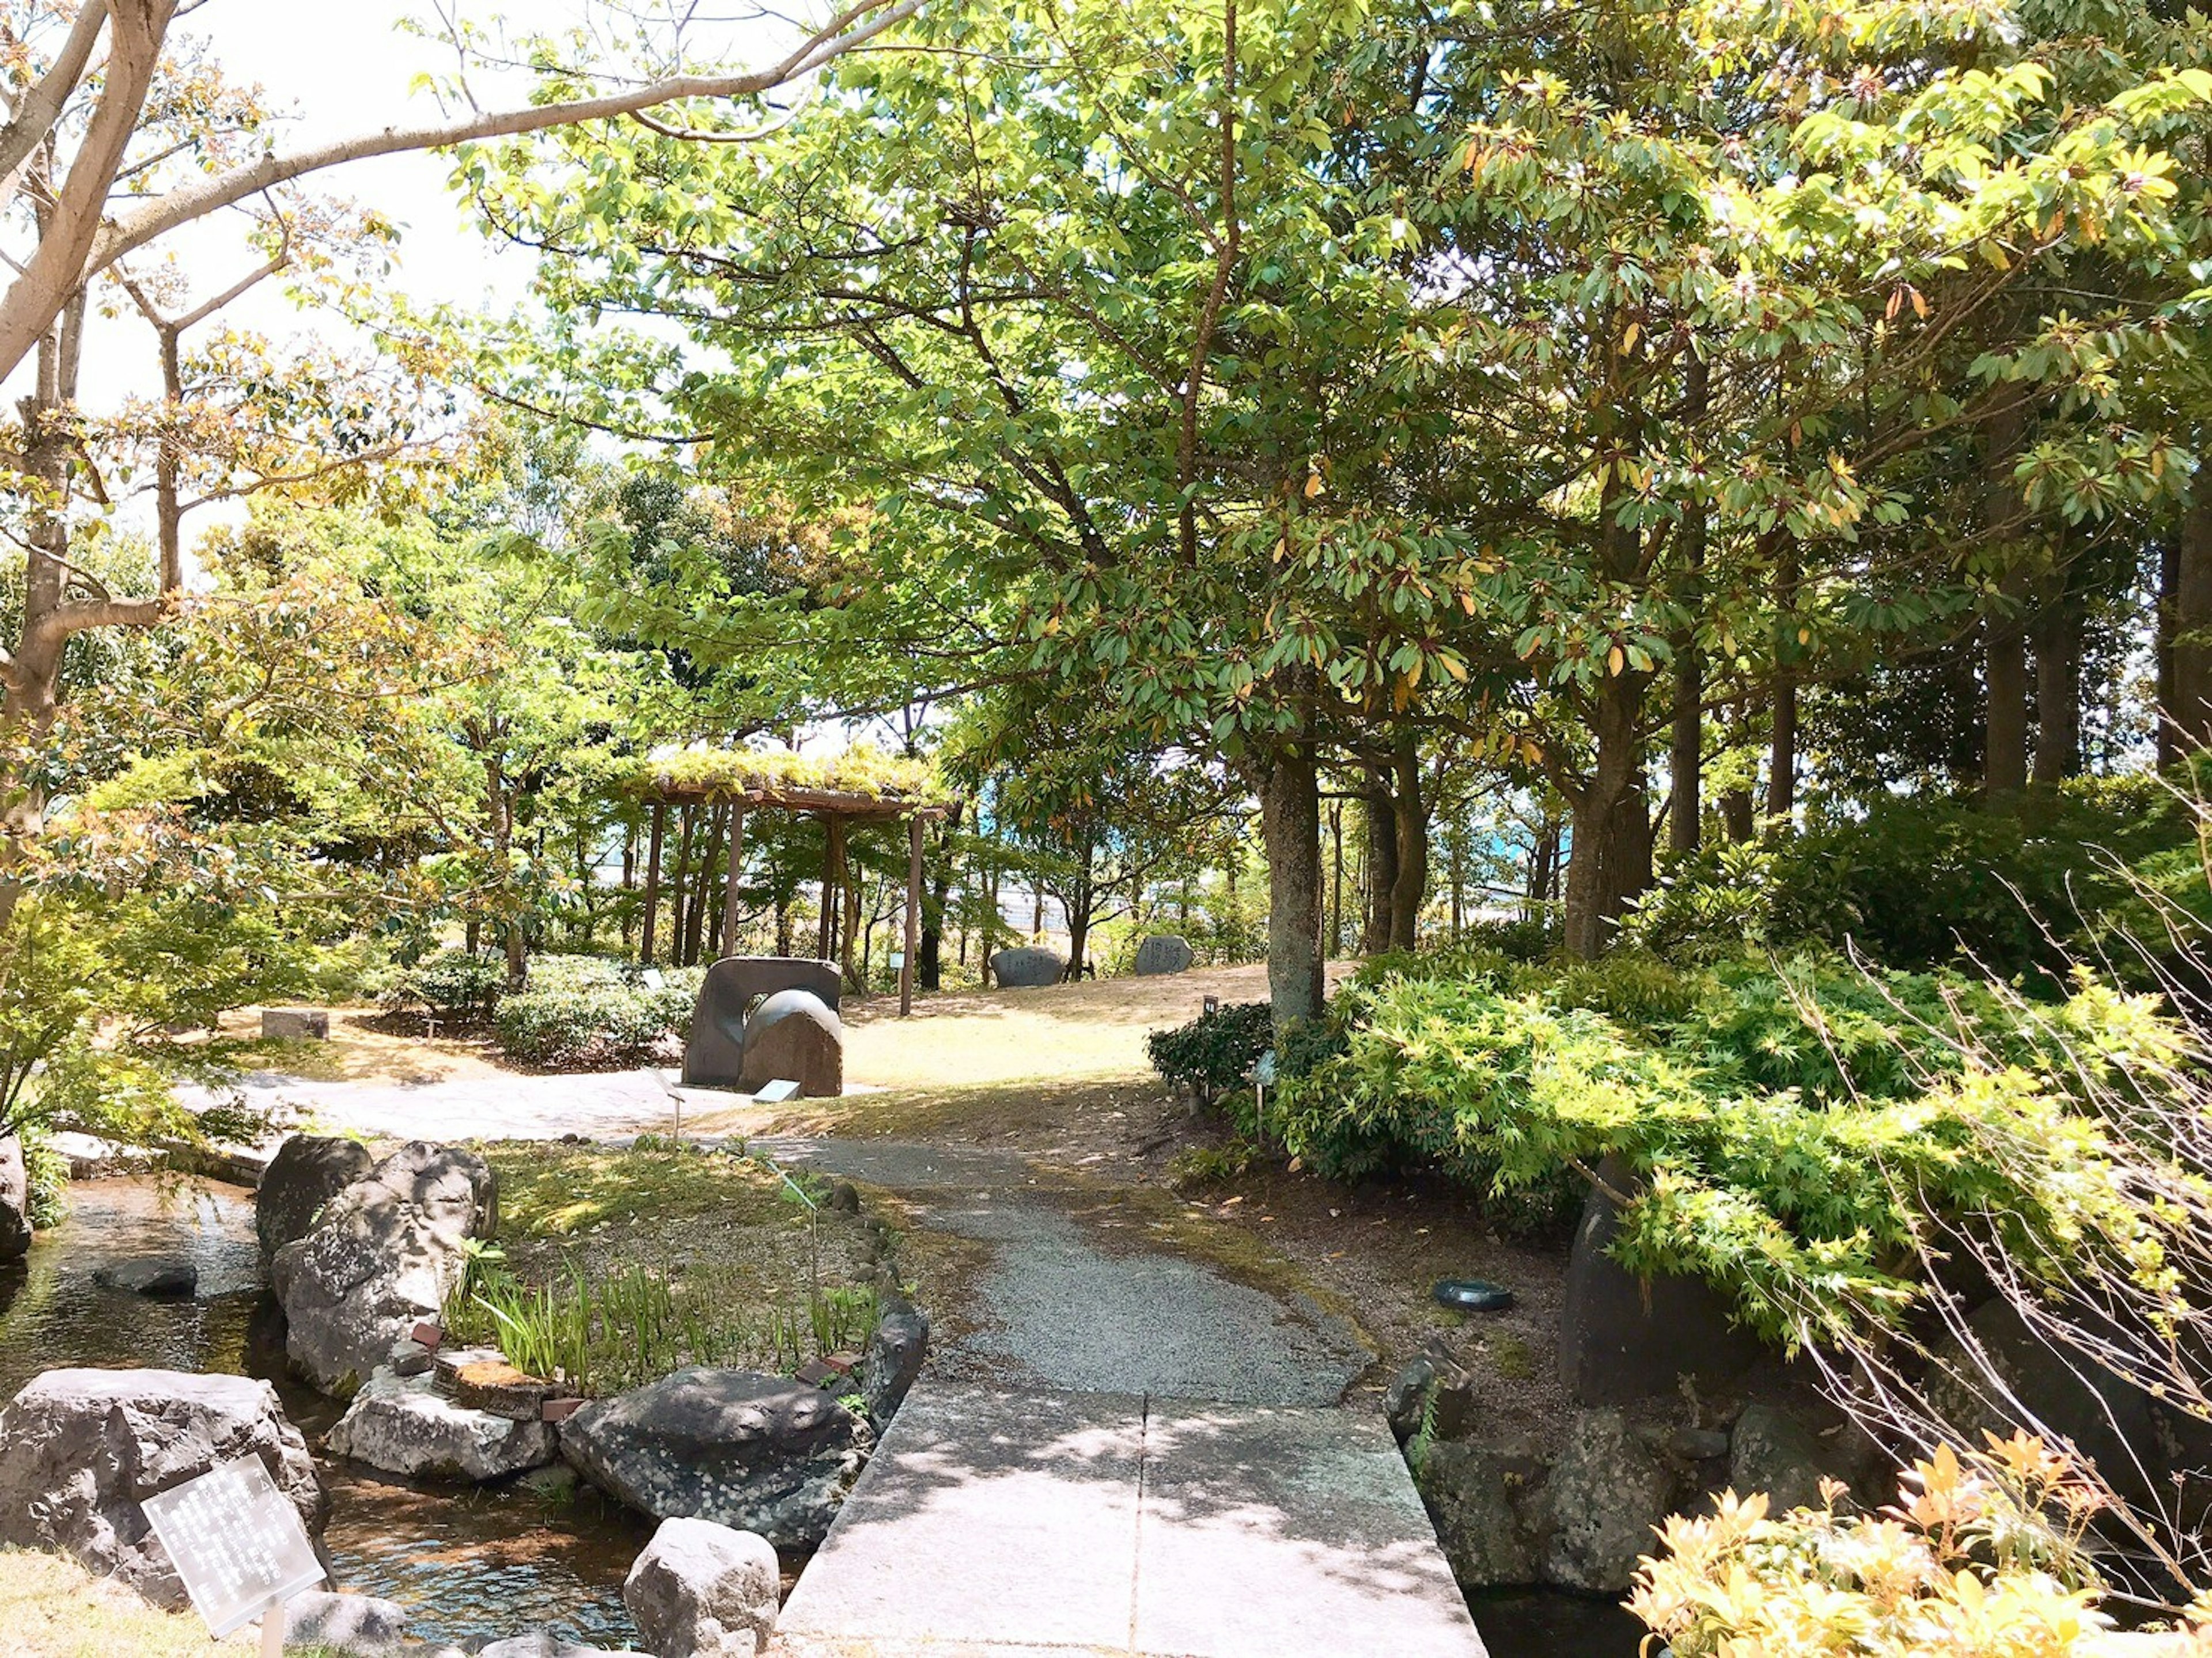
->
[486,1140,796,1238]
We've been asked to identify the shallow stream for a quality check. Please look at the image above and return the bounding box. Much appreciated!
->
[0,1178,649,1650]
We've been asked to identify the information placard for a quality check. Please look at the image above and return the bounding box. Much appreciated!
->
[141,1455,325,1638]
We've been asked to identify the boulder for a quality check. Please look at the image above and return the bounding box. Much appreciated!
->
[1414,1438,1548,1587]
[0,1367,325,1609]
[560,1368,872,1551]
[327,1368,558,1482]
[1924,1297,2165,1506]
[1541,1409,1679,1593]
[479,1634,638,1657]
[271,1140,497,1395]
[989,946,1065,989]
[256,1133,375,1269]
[1728,1403,1842,1515]
[857,1303,929,1424]
[387,1337,436,1379]
[1131,935,1195,977]
[624,1516,781,1657]
[283,1589,410,1654]
[684,958,842,1089]
[262,1007,332,1041]
[0,1133,31,1260]
[1383,1349,1476,1448]
[1557,1158,1762,1405]
[93,1257,197,1297]
[736,991,843,1101]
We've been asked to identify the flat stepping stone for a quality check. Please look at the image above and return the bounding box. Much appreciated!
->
[775,1381,1487,1658]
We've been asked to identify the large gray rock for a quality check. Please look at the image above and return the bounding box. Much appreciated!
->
[256,1132,375,1269]
[0,1367,325,1608]
[284,1588,409,1654]
[1925,1297,2165,1506]
[1729,1403,1842,1515]
[0,1133,31,1260]
[1131,935,1195,977]
[560,1368,872,1550]
[1558,1158,1761,1405]
[1414,1438,1548,1587]
[327,1368,558,1482]
[989,946,1065,989]
[857,1303,929,1424]
[479,1634,638,1657]
[684,958,842,1089]
[736,990,843,1100]
[271,1140,497,1394]
[624,1516,781,1657]
[262,1007,331,1041]
[1541,1409,1679,1593]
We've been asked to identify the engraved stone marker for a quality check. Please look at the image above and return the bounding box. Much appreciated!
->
[141,1454,325,1644]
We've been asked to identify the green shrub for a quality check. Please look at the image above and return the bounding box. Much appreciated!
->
[18,1124,69,1228]
[1146,1000,1274,1105]
[381,947,505,1025]
[1629,781,2196,977]
[1277,965,2189,1347]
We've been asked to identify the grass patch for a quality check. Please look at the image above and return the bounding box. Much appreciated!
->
[1487,1332,1535,1381]
[450,1140,881,1394]
[0,1547,350,1657]
[487,1139,793,1238]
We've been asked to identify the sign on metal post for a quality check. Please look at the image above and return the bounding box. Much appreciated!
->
[141,1454,325,1651]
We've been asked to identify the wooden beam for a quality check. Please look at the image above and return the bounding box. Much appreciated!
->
[721,805,747,959]
[640,802,667,966]
[901,812,925,1017]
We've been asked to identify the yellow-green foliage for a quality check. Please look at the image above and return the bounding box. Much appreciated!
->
[629,743,944,806]
[1631,1436,2193,1656]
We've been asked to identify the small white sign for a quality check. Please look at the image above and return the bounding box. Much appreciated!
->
[141,1455,324,1638]
[754,1078,802,1103]
[1253,1049,1278,1086]
[639,968,667,991]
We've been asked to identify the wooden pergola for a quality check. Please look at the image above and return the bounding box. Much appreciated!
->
[630,749,957,1017]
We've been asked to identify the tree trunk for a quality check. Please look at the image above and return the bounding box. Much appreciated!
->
[1669,357,1709,858]
[1388,732,1427,951]
[1526,816,1558,923]
[1767,532,1799,832]
[2171,495,2212,756]
[2157,538,2182,770]
[919,816,952,992]
[1327,799,1344,959]
[1260,746,1325,1027]
[1562,673,1653,959]
[640,803,666,965]
[1983,404,2032,802]
[1361,782,1397,956]
[2032,600,2083,787]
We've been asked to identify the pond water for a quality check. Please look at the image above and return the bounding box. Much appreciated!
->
[0,1178,650,1650]
[0,1177,1643,1656]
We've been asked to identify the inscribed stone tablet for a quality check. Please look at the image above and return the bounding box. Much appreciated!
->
[141,1454,325,1637]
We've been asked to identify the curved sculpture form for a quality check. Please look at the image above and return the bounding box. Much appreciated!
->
[683,957,842,1088]
[737,989,844,1099]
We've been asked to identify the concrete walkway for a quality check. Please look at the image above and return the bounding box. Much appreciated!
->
[777,1382,1488,1658]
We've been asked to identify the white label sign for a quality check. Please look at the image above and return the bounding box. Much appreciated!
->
[141,1455,325,1637]
[753,1077,802,1103]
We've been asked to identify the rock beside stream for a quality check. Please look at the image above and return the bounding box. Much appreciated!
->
[560,1368,872,1550]
[858,1302,929,1424]
[92,1256,198,1297]
[0,1367,325,1608]
[283,1588,410,1654]
[271,1140,496,1394]
[0,1133,31,1260]
[624,1516,781,1657]
[327,1367,557,1481]
[257,1133,375,1268]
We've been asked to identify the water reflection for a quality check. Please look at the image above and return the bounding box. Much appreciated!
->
[1467,1586,1645,1656]
[0,1178,647,1649]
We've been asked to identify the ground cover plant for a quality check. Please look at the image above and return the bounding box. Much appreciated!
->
[442,1140,882,1395]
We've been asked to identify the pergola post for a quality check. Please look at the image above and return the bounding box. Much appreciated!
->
[900,812,925,1016]
[639,802,667,966]
[819,813,844,964]
[720,805,747,959]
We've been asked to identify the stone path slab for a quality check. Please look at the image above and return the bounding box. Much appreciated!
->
[775,1382,1487,1658]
